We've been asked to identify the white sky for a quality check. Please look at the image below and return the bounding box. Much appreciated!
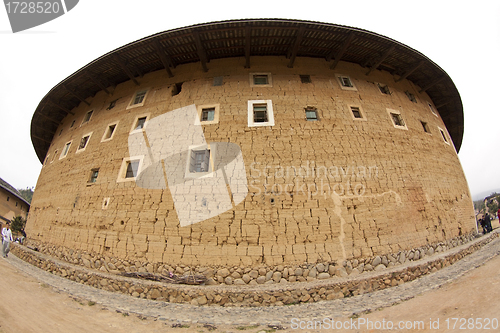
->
[1,0,499,199]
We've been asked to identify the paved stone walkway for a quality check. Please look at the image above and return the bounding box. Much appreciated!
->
[6,232,500,327]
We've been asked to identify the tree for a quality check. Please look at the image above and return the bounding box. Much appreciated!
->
[10,216,26,235]
[17,187,34,204]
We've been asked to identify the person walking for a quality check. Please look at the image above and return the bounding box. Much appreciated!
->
[2,223,13,258]
[484,214,493,233]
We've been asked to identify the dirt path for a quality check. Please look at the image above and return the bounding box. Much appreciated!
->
[0,249,499,333]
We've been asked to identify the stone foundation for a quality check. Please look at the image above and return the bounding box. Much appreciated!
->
[12,231,496,307]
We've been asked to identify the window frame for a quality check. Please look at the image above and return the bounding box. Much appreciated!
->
[101,121,119,142]
[129,113,150,134]
[59,141,72,160]
[80,110,94,126]
[247,100,275,127]
[117,156,144,183]
[250,73,273,87]
[420,121,431,134]
[76,132,93,153]
[438,126,450,145]
[196,104,220,125]
[428,102,439,117]
[305,106,319,121]
[185,144,215,179]
[336,74,357,91]
[88,168,99,184]
[386,108,408,130]
[349,105,367,121]
[405,91,417,103]
[126,89,149,109]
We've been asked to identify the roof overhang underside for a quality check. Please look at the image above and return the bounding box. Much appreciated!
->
[31,19,464,163]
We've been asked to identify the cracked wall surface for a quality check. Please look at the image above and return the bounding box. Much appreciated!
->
[26,56,475,268]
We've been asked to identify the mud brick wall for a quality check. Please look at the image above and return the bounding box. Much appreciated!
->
[26,56,475,269]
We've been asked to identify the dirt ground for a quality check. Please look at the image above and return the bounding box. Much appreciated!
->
[0,251,499,333]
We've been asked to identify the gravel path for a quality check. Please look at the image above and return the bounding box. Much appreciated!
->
[6,232,500,327]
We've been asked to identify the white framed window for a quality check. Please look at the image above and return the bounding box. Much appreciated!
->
[438,127,450,145]
[420,121,431,134]
[88,168,99,184]
[76,132,92,153]
[350,105,367,121]
[185,144,215,179]
[305,106,319,121]
[250,73,272,87]
[117,156,143,182]
[428,102,439,117]
[248,100,275,127]
[59,141,72,159]
[81,110,93,126]
[196,104,220,125]
[376,83,391,95]
[336,74,357,91]
[127,89,149,109]
[129,113,150,134]
[386,108,407,130]
[101,121,119,142]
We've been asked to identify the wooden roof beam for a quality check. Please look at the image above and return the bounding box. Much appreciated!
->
[366,45,395,75]
[153,39,174,77]
[37,109,62,126]
[419,76,446,93]
[46,98,75,115]
[192,30,209,72]
[245,25,251,68]
[113,54,139,86]
[32,134,53,145]
[287,26,306,68]
[86,72,111,95]
[61,85,90,106]
[396,60,424,82]
[329,32,354,70]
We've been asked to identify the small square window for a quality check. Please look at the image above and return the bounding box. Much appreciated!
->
[133,91,146,105]
[129,114,150,133]
[305,107,318,121]
[77,132,92,152]
[101,122,118,142]
[350,106,366,121]
[250,73,272,87]
[190,149,211,173]
[70,120,75,128]
[102,197,110,210]
[405,91,417,103]
[196,104,220,125]
[60,141,72,159]
[6,197,9,202]
[213,76,223,86]
[421,121,430,133]
[81,110,93,125]
[387,109,407,130]
[377,83,391,95]
[248,100,274,127]
[117,157,143,182]
[336,74,357,91]
[300,75,311,83]
[127,89,149,109]
[88,168,99,183]
[59,129,63,136]
[201,108,215,122]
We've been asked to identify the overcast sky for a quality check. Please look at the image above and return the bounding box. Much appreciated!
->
[1,0,499,199]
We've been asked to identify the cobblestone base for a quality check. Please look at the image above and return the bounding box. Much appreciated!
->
[11,231,498,307]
